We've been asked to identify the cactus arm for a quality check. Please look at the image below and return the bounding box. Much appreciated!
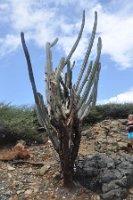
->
[55,57,66,108]
[46,42,53,75]
[21,33,59,151]
[45,42,52,118]
[79,63,101,120]
[91,62,101,107]
[77,60,93,95]
[50,38,58,47]
[56,79,67,119]
[45,39,58,106]
[65,10,85,64]
[36,92,59,151]
[66,60,72,89]
[77,103,86,119]
[55,57,65,81]
[77,37,102,111]
[21,32,39,106]
[21,33,47,126]
[75,11,97,91]
[71,61,75,70]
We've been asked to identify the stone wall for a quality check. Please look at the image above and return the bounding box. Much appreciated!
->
[82,119,130,156]
[77,119,133,200]
[75,154,133,200]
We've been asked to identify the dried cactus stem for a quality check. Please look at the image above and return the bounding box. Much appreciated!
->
[75,11,97,91]
[57,116,81,188]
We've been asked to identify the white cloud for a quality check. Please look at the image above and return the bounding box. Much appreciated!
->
[0,35,20,56]
[1,0,133,69]
[98,9,133,69]
[98,88,133,104]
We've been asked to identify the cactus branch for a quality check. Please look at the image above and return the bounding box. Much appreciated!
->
[75,11,97,91]
[77,60,93,95]
[66,60,72,89]
[71,61,75,70]
[55,57,65,81]
[50,38,58,47]
[80,62,101,120]
[65,10,85,64]
[77,36,102,110]
[21,32,40,107]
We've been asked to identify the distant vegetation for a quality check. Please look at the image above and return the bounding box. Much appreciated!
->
[83,103,133,125]
[0,102,133,141]
[0,102,43,143]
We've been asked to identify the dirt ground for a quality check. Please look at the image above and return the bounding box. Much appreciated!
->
[0,136,100,200]
[0,133,133,200]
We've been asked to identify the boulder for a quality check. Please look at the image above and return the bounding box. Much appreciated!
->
[75,154,133,200]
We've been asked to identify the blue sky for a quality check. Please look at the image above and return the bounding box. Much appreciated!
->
[0,0,133,106]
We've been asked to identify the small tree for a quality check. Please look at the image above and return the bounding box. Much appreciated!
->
[21,10,102,189]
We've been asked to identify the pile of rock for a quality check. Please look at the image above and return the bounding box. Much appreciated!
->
[75,153,133,200]
[82,119,129,155]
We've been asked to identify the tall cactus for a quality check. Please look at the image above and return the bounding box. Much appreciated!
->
[21,10,102,189]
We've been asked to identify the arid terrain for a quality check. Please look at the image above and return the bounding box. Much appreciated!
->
[1,119,133,200]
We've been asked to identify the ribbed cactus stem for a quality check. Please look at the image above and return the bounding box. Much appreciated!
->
[36,92,59,151]
[77,36,102,110]
[55,57,65,81]
[77,60,93,95]
[75,11,97,91]
[36,93,50,127]
[50,38,58,47]
[66,60,72,89]
[71,61,75,70]
[65,10,85,64]
[21,32,40,107]
[91,64,101,107]
[77,103,86,119]
[80,63,101,120]
[46,42,53,75]
[45,42,52,114]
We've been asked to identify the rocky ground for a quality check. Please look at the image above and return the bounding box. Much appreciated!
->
[0,119,133,200]
[0,141,100,200]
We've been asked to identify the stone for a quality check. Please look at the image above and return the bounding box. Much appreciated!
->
[52,172,61,180]
[100,188,127,200]
[39,165,51,175]
[8,173,12,178]
[129,188,133,194]
[100,170,117,183]
[25,167,32,174]
[16,190,25,195]
[102,181,119,193]
[7,165,15,171]
[10,195,19,200]
[33,186,40,194]
[107,137,117,145]
[118,141,128,148]
[24,189,33,196]
[91,194,101,200]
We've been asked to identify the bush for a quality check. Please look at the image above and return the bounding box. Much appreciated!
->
[0,102,43,143]
[83,103,133,125]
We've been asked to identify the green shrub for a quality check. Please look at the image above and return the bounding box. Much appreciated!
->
[1,102,133,140]
[83,103,133,125]
[0,102,42,142]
